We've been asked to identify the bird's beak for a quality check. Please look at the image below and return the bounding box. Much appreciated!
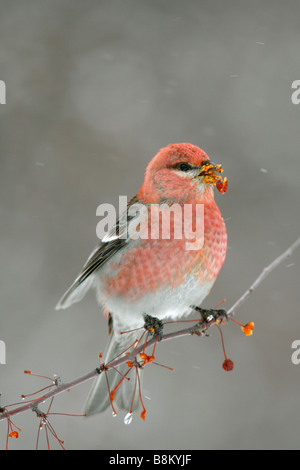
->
[198,161,228,194]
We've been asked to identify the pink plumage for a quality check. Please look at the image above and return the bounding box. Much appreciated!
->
[56,143,228,416]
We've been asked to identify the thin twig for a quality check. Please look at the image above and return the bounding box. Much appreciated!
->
[227,236,300,317]
[0,236,299,423]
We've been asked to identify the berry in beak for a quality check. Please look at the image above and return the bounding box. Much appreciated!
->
[199,161,228,194]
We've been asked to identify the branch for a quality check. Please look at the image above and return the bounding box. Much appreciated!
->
[1,236,299,424]
[227,236,300,317]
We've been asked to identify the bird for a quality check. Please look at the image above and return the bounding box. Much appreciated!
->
[56,143,228,416]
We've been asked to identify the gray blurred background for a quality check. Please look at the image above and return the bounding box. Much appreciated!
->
[0,0,300,450]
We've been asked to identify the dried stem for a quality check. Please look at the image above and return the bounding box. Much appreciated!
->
[227,236,300,317]
[0,236,299,423]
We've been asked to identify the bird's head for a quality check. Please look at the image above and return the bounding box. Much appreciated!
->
[138,143,228,203]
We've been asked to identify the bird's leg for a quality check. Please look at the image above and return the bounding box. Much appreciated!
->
[189,306,227,337]
[139,314,164,364]
[190,306,228,325]
[143,314,164,341]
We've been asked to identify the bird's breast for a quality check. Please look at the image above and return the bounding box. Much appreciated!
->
[95,200,227,320]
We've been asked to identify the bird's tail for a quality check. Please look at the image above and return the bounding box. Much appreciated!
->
[84,330,143,416]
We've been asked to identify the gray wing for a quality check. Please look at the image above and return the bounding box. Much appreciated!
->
[55,196,138,310]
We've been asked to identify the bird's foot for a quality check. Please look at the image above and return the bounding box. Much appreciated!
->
[143,314,164,341]
[190,306,228,332]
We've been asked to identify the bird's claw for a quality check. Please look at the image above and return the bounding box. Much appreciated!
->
[143,314,164,341]
[190,306,228,325]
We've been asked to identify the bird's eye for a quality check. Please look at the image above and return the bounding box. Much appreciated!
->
[178,163,191,172]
